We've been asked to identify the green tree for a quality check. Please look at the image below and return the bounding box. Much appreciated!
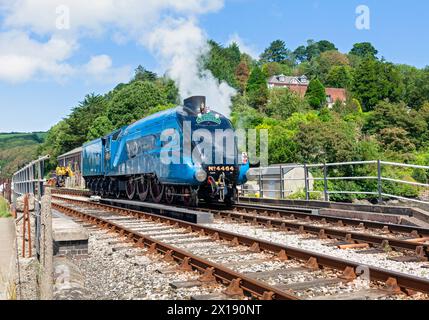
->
[260,40,290,64]
[294,117,358,164]
[352,58,403,111]
[292,40,337,63]
[205,40,241,88]
[157,77,180,105]
[305,78,326,109]
[397,65,429,109]
[107,81,168,128]
[39,120,74,167]
[246,66,269,111]
[378,128,416,153]
[134,65,157,82]
[87,116,114,140]
[293,45,307,63]
[349,42,378,59]
[260,122,298,164]
[265,88,308,120]
[317,40,338,53]
[309,50,350,82]
[364,101,427,148]
[326,66,352,88]
[63,94,109,149]
[231,95,264,129]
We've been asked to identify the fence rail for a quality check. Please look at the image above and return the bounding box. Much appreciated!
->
[11,155,50,258]
[240,160,429,206]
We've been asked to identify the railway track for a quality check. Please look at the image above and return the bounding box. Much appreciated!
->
[53,189,429,259]
[198,205,429,261]
[52,194,429,300]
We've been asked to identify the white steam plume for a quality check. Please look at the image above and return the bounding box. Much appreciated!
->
[146,18,236,117]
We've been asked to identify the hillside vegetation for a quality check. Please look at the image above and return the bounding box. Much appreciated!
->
[0,132,46,179]
[34,39,429,201]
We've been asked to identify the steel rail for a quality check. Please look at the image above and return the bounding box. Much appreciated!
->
[52,196,429,295]
[233,203,429,237]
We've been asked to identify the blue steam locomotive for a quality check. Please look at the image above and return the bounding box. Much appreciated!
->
[82,96,249,206]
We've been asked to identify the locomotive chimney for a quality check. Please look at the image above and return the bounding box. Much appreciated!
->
[184,96,206,114]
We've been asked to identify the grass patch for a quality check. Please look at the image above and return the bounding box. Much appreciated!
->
[0,196,10,218]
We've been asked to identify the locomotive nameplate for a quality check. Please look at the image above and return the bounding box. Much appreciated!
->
[196,112,221,125]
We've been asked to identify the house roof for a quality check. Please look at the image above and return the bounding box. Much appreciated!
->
[57,147,83,160]
[286,85,308,97]
[326,88,347,102]
[268,74,309,86]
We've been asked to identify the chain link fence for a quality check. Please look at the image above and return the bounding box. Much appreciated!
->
[11,155,50,258]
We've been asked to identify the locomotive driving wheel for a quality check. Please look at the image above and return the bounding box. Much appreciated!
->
[165,186,176,205]
[126,177,136,200]
[150,176,164,203]
[182,186,191,206]
[136,175,149,202]
[182,186,198,207]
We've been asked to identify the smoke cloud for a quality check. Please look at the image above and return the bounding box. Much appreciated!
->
[146,18,236,117]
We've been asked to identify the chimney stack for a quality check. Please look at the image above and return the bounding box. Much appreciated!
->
[184,96,206,114]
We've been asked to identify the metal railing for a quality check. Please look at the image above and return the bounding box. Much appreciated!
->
[240,160,429,206]
[11,155,50,258]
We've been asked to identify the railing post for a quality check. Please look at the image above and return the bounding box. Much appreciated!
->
[259,167,263,199]
[323,163,329,202]
[304,163,309,201]
[279,165,284,199]
[377,160,383,204]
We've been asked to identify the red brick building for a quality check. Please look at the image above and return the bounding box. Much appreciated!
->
[267,74,347,108]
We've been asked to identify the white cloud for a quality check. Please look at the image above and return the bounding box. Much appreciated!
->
[0,30,75,83]
[2,0,224,37]
[227,33,259,59]
[0,0,237,115]
[84,55,132,84]
[85,55,113,75]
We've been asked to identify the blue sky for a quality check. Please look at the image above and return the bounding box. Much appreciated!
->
[0,0,428,132]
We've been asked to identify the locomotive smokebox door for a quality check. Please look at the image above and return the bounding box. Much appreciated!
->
[184,96,207,114]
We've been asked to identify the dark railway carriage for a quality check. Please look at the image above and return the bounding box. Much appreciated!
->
[83,96,249,206]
